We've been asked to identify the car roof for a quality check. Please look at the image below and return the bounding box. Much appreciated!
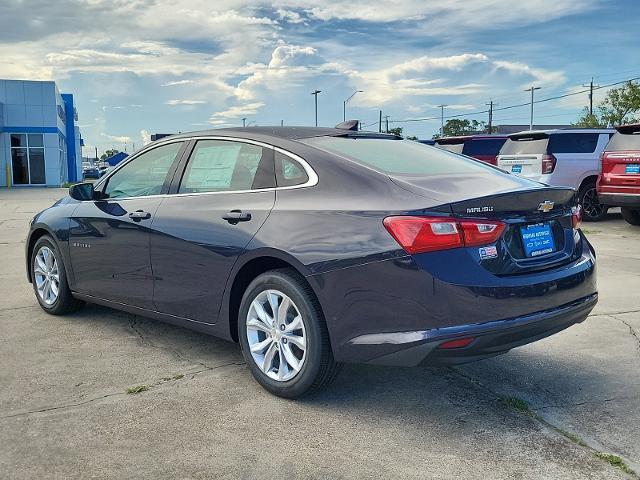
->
[436,134,507,144]
[164,126,400,142]
[509,128,615,138]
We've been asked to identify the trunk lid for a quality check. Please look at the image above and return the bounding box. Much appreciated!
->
[602,125,640,189]
[496,132,550,178]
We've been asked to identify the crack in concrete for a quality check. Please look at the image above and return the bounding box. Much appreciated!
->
[589,308,640,317]
[447,366,638,478]
[0,392,124,420]
[534,396,634,411]
[615,316,640,354]
[128,317,231,370]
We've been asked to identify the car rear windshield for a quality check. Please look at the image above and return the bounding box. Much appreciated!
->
[500,133,601,155]
[500,134,549,155]
[437,142,464,154]
[606,131,640,151]
[463,138,507,156]
[302,137,495,175]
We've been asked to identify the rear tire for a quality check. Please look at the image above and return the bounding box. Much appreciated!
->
[238,268,341,398]
[30,235,84,315]
[621,207,640,226]
[579,181,608,222]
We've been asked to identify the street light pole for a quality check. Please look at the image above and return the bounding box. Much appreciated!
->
[242,117,246,128]
[343,89,363,121]
[524,86,541,130]
[311,90,321,126]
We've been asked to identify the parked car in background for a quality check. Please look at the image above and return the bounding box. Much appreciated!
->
[82,165,100,179]
[26,127,596,398]
[435,135,507,165]
[597,123,640,225]
[497,129,614,221]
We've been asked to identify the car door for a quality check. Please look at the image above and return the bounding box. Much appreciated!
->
[150,138,276,323]
[68,141,187,309]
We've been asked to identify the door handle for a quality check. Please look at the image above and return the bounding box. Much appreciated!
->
[129,210,152,221]
[222,210,251,224]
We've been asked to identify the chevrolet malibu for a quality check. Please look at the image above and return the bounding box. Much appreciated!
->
[26,127,597,398]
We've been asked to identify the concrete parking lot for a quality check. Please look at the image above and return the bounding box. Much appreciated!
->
[1,187,639,479]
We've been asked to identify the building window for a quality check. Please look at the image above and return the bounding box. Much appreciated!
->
[10,134,46,185]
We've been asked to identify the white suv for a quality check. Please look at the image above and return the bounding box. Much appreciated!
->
[497,129,614,221]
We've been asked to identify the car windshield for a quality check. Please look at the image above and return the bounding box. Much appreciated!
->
[302,137,495,175]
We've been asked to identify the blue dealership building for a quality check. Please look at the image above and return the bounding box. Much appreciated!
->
[0,79,82,187]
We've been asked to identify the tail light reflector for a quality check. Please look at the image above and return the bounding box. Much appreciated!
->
[541,154,557,174]
[572,205,582,229]
[383,216,505,254]
[439,337,475,349]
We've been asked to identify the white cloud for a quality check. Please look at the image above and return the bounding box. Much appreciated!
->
[101,133,132,143]
[161,80,195,86]
[140,129,151,146]
[209,102,266,122]
[166,99,207,105]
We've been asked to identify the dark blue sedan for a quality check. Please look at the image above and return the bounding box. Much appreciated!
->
[26,127,596,398]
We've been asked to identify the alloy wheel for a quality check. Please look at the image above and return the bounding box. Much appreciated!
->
[34,246,60,306]
[582,187,606,219]
[246,289,307,382]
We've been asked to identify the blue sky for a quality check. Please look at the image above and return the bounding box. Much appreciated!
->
[1,0,639,154]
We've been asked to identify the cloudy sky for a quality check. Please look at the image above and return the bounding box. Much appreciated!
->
[1,0,639,154]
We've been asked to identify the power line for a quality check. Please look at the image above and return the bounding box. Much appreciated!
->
[389,76,640,125]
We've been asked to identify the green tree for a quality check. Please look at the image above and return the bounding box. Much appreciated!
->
[100,149,120,161]
[388,127,403,136]
[574,81,640,127]
[433,119,487,139]
[573,109,604,127]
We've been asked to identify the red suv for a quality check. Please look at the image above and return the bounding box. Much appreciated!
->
[597,124,640,225]
[435,135,507,165]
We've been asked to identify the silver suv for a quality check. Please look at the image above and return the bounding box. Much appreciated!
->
[497,128,614,221]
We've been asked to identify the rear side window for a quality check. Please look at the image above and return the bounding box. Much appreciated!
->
[302,137,494,175]
[500,135,549,155]
[179,140,273,193]
[463,138,507,156]
[275,152,309,187]
[548,133,599,153]
[606,132,640,151]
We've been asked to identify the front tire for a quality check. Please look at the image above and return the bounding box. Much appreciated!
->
[30,235,84,315]
[621,207,640,226]
[238,269,340,398]
[579,181,608,221]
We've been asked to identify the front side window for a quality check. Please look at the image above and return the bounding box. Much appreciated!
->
[103,142,182,198]
[179,140,271,193]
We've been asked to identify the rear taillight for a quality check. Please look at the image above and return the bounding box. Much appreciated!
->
[383,216,505,254]
[572,205,582,229]
[541,154,557,174]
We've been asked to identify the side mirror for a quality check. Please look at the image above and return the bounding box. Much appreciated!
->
[69,182,95,201]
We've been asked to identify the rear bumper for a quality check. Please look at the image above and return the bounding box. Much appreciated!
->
[350,293,597,366]
[597,192,640,207]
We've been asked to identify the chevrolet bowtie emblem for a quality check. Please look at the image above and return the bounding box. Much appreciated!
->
[538,200,554,213]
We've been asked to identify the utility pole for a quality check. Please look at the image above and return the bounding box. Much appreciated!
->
[383,115,390,133]
[379,110,382,133]
[311,90,321,126]
[524,86,541,131]
[485,100,496,133]
[281,119,283,126]
[343,89,363,122]
[242,118,246,127]
[582,77,600,116]
[437,104,447,136]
